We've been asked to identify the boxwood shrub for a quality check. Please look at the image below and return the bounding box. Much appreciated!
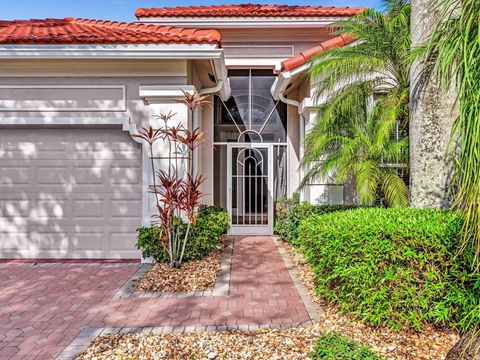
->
[311,332,383,360]
[297,207,480,332]
[136,205,230,263]
[274,194,363,245]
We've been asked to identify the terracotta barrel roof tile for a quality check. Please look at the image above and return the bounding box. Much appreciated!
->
[281,33,356,71]
[0,17,221,45]
[135,4,366,18]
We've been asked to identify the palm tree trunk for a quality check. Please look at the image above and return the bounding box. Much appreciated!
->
[409,0,457,208]
[446,330,480,360]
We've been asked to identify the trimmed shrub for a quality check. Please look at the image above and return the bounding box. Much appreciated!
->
[274,194,363,245]
[136,205,230,263]
[136,225,169,263]
[311,332,383,360]
[297,208,480,332]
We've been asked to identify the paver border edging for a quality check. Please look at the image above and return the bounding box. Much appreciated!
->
[56,321,315,360]
[113,236,234,299]
[272,236,324,321]
[0,263,141,267]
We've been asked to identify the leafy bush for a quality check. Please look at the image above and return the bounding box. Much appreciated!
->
[136,225,169,263]
[274,193,363,245]
[187,205,231,259]
[136,205,230,263]
[297,208,480,332]
[311,332,383,360]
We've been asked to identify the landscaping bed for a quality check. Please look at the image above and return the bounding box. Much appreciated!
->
[134,205,230,293]
[77,327,380,360]
[282,240,459,360]
[134,248,222,293]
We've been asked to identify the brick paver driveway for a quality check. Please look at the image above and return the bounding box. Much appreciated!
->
[0,236,310,359]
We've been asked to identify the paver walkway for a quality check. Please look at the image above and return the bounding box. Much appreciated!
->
[0,236,311,359]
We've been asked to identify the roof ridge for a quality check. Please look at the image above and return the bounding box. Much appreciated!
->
[135,4,366,18]
[281,33,356,71]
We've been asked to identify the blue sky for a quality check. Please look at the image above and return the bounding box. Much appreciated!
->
[1,0,383,22]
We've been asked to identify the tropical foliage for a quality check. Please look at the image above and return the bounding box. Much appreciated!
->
[416,0,480,262]
[133,92,210,268]
[136,205,230,263]
[274,193,364,244]
[311,332,384,359]
[301,0,411,207]
[297,208,480,332]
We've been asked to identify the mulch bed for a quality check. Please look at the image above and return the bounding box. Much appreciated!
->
[282,241,459,360]
[78,239,459,360]
[133,250,222,293]
[77,327,320,360]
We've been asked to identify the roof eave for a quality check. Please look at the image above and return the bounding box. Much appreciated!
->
[136,17,348,28]
[270,63,309,101]
[0,43,222,59]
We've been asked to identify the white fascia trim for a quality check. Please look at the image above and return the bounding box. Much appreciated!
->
[138,17,342,28]
[270,62,308,102]
[0,43,222,60]
[226,58,282,68]
[139,84,197,102]
[299,97,315,114]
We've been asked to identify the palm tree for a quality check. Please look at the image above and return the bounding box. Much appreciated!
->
[417,0,480,262]
[300,0,411,207]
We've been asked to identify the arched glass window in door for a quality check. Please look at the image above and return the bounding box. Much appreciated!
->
[214,69,287,143]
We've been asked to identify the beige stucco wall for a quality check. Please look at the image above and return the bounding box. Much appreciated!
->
[0,59,195,229]
[0,60,188,128]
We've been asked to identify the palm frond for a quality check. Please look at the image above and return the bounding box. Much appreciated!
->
[301,1,410,207]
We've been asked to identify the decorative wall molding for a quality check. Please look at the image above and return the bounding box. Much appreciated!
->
[0,85,126,112]
[139,85,197,104]
[223,44,294,58]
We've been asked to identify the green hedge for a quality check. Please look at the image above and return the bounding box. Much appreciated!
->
[274,194,363,244]
[297,207,480,332]
[311,333,383,360]
[136,205,230,263]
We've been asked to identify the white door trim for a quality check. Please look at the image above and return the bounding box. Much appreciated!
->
[227,143,273,236]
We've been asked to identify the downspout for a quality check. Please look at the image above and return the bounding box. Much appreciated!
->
[192,80,224,177]
[193,56,231,176]
[199,79,225,97]
[299,112,306,201]
[271,70,302,197]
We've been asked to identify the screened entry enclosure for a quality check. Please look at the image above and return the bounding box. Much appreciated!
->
[213,70,287,235]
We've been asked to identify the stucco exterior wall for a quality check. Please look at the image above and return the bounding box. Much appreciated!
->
[0,59,192,230]
[0,74,188,128]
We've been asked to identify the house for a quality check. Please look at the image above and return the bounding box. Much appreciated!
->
[0,4,364,260]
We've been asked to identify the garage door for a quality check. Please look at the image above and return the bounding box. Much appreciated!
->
[0,127,142,259]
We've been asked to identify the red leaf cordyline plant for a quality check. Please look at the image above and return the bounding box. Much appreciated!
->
[133,92,209,268]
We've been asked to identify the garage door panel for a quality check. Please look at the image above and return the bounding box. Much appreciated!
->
[72,199,104,218]
[74,166,105,184]
[0,199,30,217]
[0,127,142,259]
[110,233,138,251]
[37,166,68,185]
[29,231,70,251]
[0,166,30,185]
[72,232,105,251]
[0,230,69,251]
[111,200,141,218]
[33,199,67,219]
[110,165,141,184]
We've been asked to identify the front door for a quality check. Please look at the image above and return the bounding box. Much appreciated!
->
[227,144,273,235]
